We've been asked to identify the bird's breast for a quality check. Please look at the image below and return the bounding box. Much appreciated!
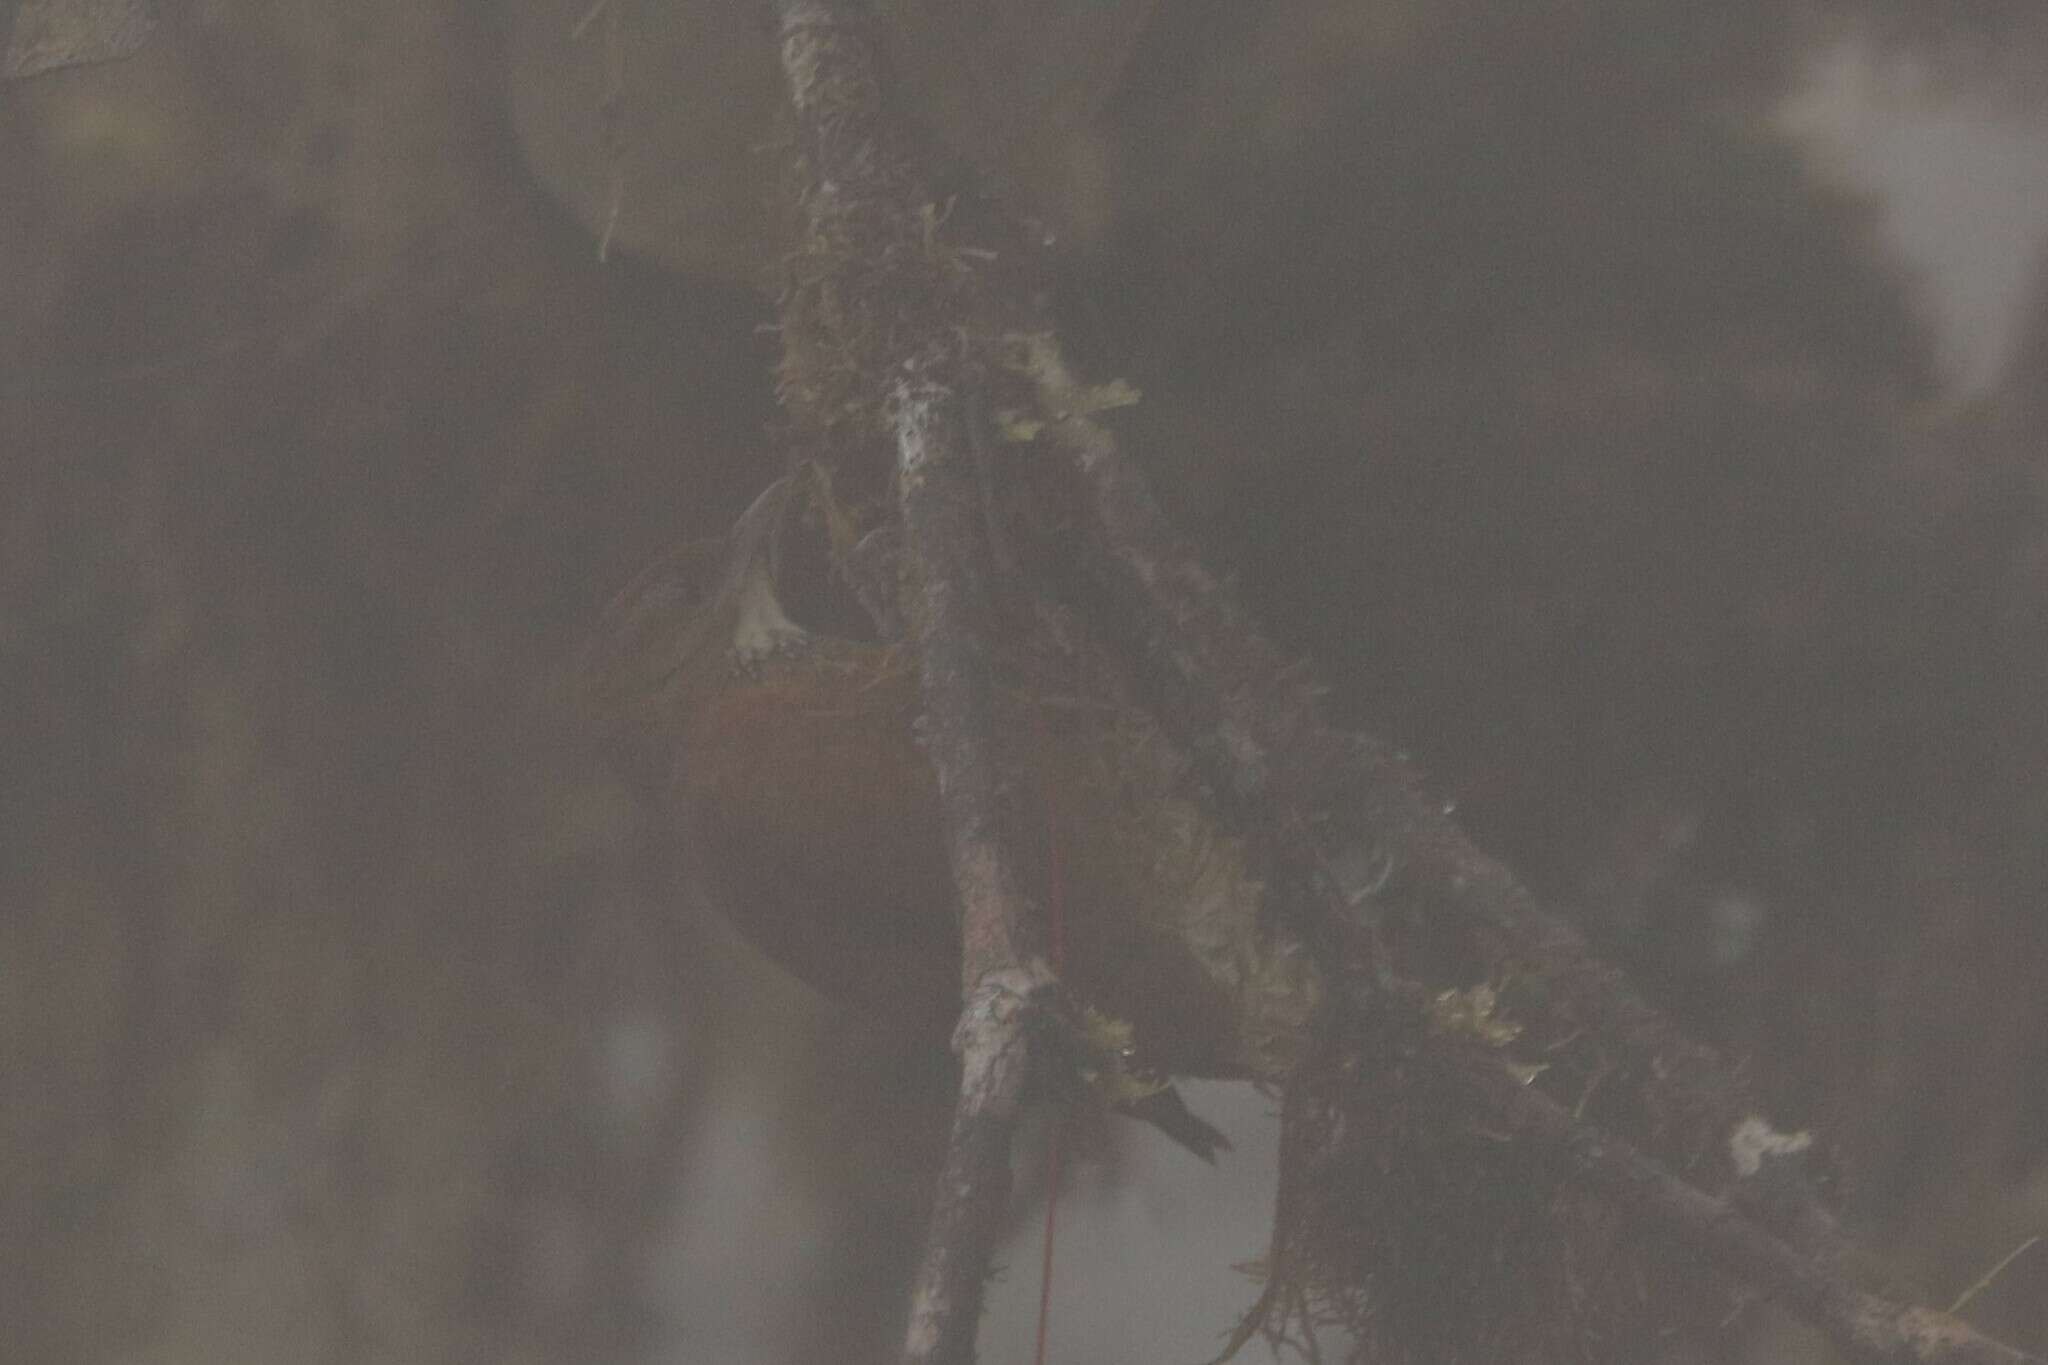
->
[672,643,1321,1080]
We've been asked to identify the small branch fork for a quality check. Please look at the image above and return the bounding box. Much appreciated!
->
[767,3,2044,1363]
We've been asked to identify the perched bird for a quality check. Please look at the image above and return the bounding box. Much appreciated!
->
[570,478,1320,1152]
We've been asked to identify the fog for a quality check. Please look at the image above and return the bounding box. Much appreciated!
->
[6,4,2048,1362]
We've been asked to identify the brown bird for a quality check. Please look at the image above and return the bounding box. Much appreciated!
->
[571,479,1320,1151]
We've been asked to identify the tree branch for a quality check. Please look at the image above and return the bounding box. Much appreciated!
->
[1022,329,1792,1184]
[774,5,1055,1362]
[765,3,2044,1361]
[1452,1037,2041,1365]
[1023,335,2040,1365]
[891,382,1058,1362]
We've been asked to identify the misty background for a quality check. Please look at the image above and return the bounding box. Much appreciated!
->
[5,2,2048,1361]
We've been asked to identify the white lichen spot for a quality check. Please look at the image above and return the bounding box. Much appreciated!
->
[729,563,807,661]
[1426,984,1521,1047]
[1728,1115,1814,1178]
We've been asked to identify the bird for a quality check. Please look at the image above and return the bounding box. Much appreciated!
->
[569,477,1322,1155]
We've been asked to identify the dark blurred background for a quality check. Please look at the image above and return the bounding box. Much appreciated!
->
[4,2,2047,1360]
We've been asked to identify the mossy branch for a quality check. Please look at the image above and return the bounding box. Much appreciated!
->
[775,5,1054,1362]
[1022,336,2039,1365]
[765,3,2045,1363]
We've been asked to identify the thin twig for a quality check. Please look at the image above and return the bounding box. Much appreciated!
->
[1950,1237,2042,1316]
[575,0,626,264]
